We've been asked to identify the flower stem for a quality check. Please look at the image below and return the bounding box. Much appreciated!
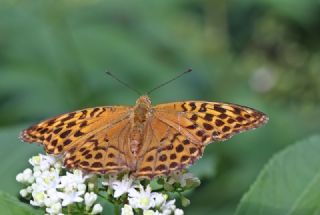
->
[114,203,120,215]
[67,205,71,215]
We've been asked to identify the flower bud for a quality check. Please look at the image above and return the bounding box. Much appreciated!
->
[23,168,33,177]
[19,189,28,198]
[180,196,190,207]
[121,204,133,215]
[174,209,184,215]
[91,203,103,214]
[26,186,32,193]
[84,192,97,207]
[27,176,35,184]
[16,173,24,183]
[88,183,95,191]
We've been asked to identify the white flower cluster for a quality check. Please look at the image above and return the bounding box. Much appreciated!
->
[16,154,102,215]
[103,175,185,215]
[17,154,200,215]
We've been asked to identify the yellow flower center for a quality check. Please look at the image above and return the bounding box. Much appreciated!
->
[34,192,45,201]
[139,197,150,207]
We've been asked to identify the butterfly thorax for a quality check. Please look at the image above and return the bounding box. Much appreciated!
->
[129,95,152,158]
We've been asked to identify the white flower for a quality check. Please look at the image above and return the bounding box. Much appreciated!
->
[29,155,42,166]
[77,183,87,193]
[153,193,167,207]
[35,170,60,190]
[121,204,134,215]
[58,170,89,191]
[46,202,62,215]
[29,154,57,171]
[31,182,44,193]
[40,162,50,171]
[91,203,103,214]
[44,189,61,207]
[128,185,155,210]
[33,170,42,178]
[57,171,87,207]
[18,153,192,215]
[111,175,136,198]
[30,190,46,207]
[144,210,155,215]
[84,192,97,208]
[59,173,79,189]
[174,209,184,215]
[161,200,176,215]
[19,153,99,214]
[57,171,88,202]
[58,190,84,206]
[126,184,180,214]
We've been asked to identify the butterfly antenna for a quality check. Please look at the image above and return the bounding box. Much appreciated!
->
[105,70,141,95]
[147,68,192,95]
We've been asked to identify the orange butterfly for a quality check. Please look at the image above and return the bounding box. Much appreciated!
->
[20,94,268,178]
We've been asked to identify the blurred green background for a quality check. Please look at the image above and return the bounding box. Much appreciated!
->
[0,0,319,214]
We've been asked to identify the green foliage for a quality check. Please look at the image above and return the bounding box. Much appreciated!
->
[0,191,41,215]
[236,135,320,215]
[0,126,42,195]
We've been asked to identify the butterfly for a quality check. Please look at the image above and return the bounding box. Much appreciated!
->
[20,95,268,178]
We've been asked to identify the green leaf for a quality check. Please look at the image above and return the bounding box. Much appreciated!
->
[0,191,41,215]
[189,156,216,179]
[0,125,42,195]
[235,135,320,215]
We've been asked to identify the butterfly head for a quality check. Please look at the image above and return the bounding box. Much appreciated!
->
[135,95,152,109]
[133,95,152,122]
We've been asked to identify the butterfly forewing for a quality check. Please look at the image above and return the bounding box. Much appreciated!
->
[20,106,132,174]
[154,101,268,144]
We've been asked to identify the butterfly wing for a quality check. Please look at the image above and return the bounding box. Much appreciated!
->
[134,101,268,178]
[155,101,268,143]
[20,106,133,174]
[64,115,132,174]
[134,116,205,178]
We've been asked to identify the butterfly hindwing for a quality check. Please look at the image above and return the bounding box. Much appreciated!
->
[135,117,203,178]
[64,116,132,174]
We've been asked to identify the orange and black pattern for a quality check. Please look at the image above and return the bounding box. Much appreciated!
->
[20,96,268,178]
